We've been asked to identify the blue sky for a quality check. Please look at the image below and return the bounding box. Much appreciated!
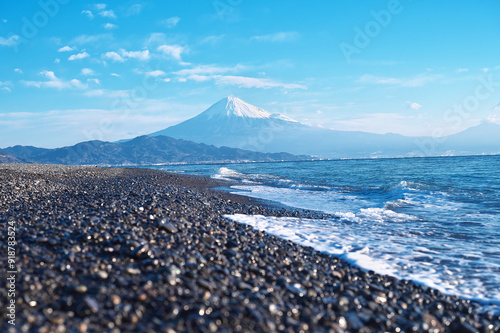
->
[1,0,499,148]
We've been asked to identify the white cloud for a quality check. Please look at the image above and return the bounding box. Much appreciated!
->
[0,35,19,47]
[83,6,116,19]
[71,34,112,45]
[14,68,23,74]
[358,74,440,87]
[146,33,167,47]
[68,51,90,61]
[481,68,490,73]
[157,44,185,60]
[81,68,95,76]
[23,70,87,90]
[121,49,149,61]
[81,10,94,19]
[172,64,304,90]
[200,34,225,44]
[54,58,60,63]
[126,4,143,16]
[103,51,124,62]
[1,87,11,93]
[409,102,422,110]
[87,78,100,85]
[174,64,244,76]
[162,78,171,82]
[145,70,166,77]
[176,73,305,90]
[41,70,57,81]
[103,49,149,62]
[187,75,210,82]
[58,45,75,52]
[103,23,117,30]
[251,32,299,42]
[99,10,116,19]
[111,73,120,77]
[213,75,306,90]
[84,89,130,98]
[456,68,469,73]
[161,16,180,28]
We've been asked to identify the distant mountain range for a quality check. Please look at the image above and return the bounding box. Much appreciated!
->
[0,154,22,164]
[2,96,499,165]
[0,135,308,165]
[151,96,500,158]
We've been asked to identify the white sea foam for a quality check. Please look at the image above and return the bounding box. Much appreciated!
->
[212,167,245,181]
[225,213,500,309]
[231,185,374,216]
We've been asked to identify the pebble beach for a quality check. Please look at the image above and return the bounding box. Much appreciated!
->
[1,164,498,333]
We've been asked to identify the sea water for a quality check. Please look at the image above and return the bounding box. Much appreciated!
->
[152,155,500,312]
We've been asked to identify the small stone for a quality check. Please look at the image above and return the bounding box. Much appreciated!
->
[451,320,478,333]
[338,316,347,329]
[158,222,178,233]
[345,313,364,331]
[167,265,181,276]
[125,267,141,275]
[78,322,88,333]
[84,296,100,313]
[238,281,252,290]
[197,279,213,290]
[131,244,149,258]
[96,270,108,279]
[422,313,444,331]
[74,285,88,293]
[287,283,306,297]
[225,239,239,248]
[48,313,65,325]
[338,297,350,307]
[111,294,121,305]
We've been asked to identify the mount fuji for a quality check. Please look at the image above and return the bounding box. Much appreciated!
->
[151,96,305,152]
[151,97,500,158]
[150,97,419,157]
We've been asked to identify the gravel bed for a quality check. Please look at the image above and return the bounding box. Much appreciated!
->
[0,164,498,332]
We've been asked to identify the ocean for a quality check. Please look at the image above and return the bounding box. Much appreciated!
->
[150,155,500,312]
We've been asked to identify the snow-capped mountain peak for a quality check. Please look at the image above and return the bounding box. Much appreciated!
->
[271,113,299,123]
[149,96,304,148]
[203,96,273,119]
